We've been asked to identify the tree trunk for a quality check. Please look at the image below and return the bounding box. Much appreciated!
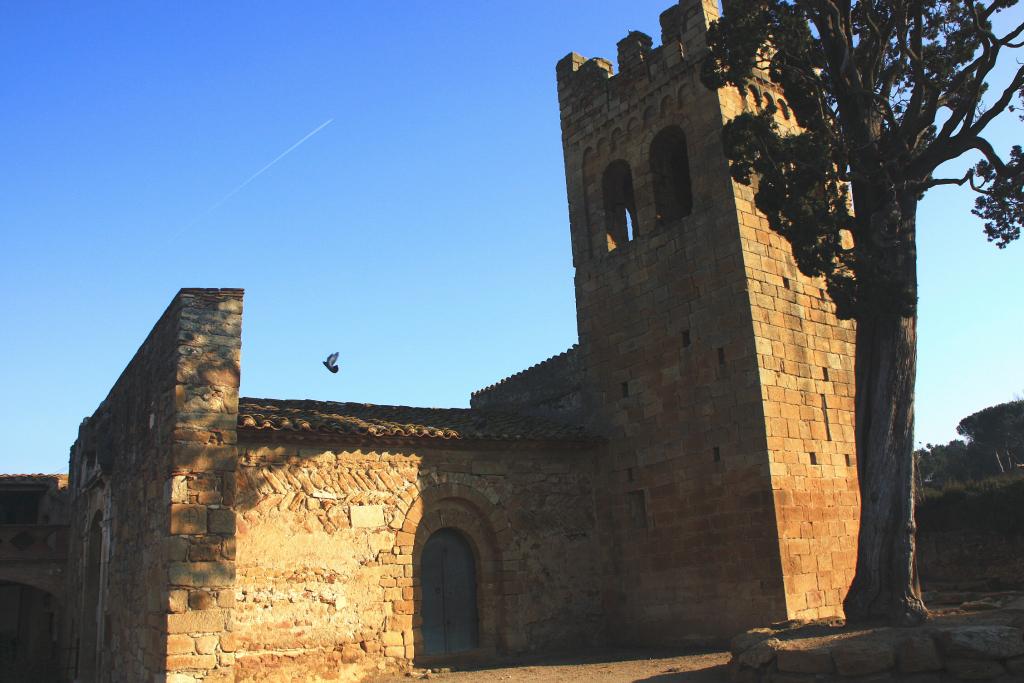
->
[843,190,929,625]
[844,310,928,625]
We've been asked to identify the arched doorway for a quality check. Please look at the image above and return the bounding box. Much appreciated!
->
[420,528,479,655]
[0,581,60,682]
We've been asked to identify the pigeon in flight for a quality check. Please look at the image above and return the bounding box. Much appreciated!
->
[323,352,340,374]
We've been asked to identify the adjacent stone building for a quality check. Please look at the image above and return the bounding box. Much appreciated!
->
[5,1,862,680]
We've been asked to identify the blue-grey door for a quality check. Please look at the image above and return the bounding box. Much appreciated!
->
[420,528,479,655]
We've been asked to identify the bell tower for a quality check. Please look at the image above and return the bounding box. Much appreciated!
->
[557,0,861,640]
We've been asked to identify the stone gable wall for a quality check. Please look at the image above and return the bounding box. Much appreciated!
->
[232,438,604,682]
[67,288,242,683]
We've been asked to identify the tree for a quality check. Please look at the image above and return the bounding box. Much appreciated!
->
[701,0,1024,624]
[957,400,1024,472]
[915,439,991,488]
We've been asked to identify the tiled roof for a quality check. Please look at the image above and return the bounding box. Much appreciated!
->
[238,397,594,443]
[0,474,68,488]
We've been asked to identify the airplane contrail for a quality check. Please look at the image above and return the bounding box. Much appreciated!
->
[178,117,335,234]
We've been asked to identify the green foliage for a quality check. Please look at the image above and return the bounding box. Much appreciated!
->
[701,0,1024,319]
[957,399,1024,469]
[974,146,1024,247]
[916,400,1024,487]
[917,475,1024,536]
[916,439,998,487]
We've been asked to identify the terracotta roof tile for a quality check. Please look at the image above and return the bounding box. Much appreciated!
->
[237,397,594,443]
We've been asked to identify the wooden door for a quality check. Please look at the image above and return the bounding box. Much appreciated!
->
[420,528,479,655]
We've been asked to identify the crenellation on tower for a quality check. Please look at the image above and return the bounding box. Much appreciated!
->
[616,31,654,74]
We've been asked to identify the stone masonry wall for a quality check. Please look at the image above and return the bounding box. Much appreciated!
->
[68,288,241,683]
[470,346,584,426]
[720,82,860,620]
[556,0,858,638]
[558,0,788,641]
[232,436,603,682]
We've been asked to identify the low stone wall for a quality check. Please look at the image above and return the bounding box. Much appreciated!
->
[919,529,1024,592]
[730,614,1024,681]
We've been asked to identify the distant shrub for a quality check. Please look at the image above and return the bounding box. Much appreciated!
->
[917,475,1024,536]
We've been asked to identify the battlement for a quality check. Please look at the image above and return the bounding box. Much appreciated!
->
[555,0,719,118]
[471,346,584,426]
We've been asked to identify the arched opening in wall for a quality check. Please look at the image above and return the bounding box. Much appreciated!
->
[421,528,479,656]
[650,126,693,224]
[78,512,102,683]
[602,160,638,251]
[0,582,61,682]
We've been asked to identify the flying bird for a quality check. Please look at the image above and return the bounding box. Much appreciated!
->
[323,352,340,374]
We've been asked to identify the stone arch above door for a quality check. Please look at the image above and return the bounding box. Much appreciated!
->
[391,483,522,658]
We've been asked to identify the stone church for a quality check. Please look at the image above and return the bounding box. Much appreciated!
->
[0,0,860,680]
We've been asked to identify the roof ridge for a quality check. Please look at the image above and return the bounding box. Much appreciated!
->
[471,344,579,398]
[237,394,595,443]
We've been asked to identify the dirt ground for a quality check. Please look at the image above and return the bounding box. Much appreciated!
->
[366,650,731,683]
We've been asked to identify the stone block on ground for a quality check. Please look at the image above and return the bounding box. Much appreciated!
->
[831,639,895,676]
[937,626,1024,660]
[776,645,835,674]
[896,634,944,673]
[944,657,1006,679]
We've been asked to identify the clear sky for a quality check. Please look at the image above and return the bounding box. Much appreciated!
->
[1,2,1021,474]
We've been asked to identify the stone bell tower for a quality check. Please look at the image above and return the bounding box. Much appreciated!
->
[557,0,861,640]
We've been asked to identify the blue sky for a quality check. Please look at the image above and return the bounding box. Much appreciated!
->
[1,2,1021,474]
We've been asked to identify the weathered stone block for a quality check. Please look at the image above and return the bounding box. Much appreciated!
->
[219,632,240,653]
[167,653,219,671]
[169,589,189,614]
[171,504,207,535]
[737,638,782,669]
[896,635,943,673]
[172,445,237,472]
[832,640,895,676]
[944,657,1006,679]
[937,626,1024,660]
[169,562,233,588]
[776,646,834,673]
[167,634,196,655]
[208,508,235,534]
[188,590,215,610]
[350,505,385,528]
[195,635,219,655]
[167,609,228,634]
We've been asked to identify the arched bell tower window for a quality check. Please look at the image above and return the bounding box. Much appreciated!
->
[602,160,638,251]
[650,126,693,224]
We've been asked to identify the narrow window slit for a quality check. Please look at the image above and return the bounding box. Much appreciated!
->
[821,393,833,441]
